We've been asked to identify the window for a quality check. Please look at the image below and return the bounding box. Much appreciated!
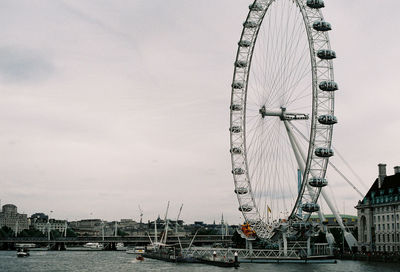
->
[378,224,381,231]
[378,216,381,222]
[387,215,390,221]
[392,215,394,220]
[383,224,385,230]
[392,223,395,229]
[378,235,380,242]
[383,216,385,222]
[383,235,385,242]
[388,224,390,230]
[397,214,399,220]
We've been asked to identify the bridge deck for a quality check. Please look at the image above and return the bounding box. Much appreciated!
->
[0,235,233,244]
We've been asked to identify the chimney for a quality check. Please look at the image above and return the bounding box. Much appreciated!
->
[394,166,400,175]
[378,163,387,188]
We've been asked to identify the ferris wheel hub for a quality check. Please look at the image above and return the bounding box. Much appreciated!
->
[259,106,309,120]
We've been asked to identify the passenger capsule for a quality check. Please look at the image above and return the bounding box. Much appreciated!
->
[243,21,258,28]
[318,115,337,125]
[313,21,332,31]
[230,104,243,111]
[235,60,247,68]
[234,187,248,194]
[238,40,252,48]
[309,177,328,187]
[230,147,242,154]
[232,81,244,89]
[306,0,325,9]
[249,3,263,11]
[315,147,334,158]
[238,205,253,212]
[229,126,242,133]
[301,203,320,213]
[319,81,338,92]
[317,49,336,60]
[232,168,245,175]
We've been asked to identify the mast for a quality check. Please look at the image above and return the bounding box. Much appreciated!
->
[161,201,170,244]
[175,204,183,234]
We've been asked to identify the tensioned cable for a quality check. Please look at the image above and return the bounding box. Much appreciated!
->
[290,122,365,198]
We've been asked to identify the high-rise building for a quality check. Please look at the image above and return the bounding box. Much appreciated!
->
[0,204,29,233]
[356,164,400,252]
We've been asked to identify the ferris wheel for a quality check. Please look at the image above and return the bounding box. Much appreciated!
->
[230,0,337,240]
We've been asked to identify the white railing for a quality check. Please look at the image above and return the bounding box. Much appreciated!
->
[182,243,331,260]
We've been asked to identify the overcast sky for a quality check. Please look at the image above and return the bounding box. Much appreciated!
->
[0,0,399,224]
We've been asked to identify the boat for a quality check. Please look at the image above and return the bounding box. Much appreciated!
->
[196,257,239,268]
[17,248,30,257]
[142,245,186,263]
[126,246,146,254]
[83,242,104,249]
[136,255,144,261]
[116,243,126,250]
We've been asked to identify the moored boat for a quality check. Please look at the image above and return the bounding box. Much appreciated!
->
[196,257,239,268]
[126,246,145,254]
[83,242,104,250]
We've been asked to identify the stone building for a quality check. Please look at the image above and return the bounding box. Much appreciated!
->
[0,204,29,233]
[356,164,400,252]
[31,217,67,235]
[69,219,103,236]
[309,214,357,231]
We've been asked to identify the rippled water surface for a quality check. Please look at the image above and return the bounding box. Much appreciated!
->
[0,251,399,272]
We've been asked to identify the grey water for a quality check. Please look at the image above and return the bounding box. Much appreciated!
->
[0,251,399,272]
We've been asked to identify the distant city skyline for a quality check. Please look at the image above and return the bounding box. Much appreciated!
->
[1,0,399,224]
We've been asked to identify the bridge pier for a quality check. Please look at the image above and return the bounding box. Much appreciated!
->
[0,242,15,250]
[49,242,66,251]
[103,242,117,251]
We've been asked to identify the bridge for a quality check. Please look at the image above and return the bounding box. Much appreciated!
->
[0,235,233,250]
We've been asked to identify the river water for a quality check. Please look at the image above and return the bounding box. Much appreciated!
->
[0,250,398,272]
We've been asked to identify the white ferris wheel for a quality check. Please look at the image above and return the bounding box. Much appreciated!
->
[230,0,349,242]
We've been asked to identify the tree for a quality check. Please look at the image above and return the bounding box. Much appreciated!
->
[66,228,77,237]
[50,230,62,238]
[117,229,128,237]
[231,231,246,248]
[18,228,45,238]
[0,226,14,238]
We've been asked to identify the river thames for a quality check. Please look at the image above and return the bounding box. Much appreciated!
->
[0,251,399,272]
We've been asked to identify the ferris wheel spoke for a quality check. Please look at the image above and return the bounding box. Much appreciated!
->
[269,45,310,107]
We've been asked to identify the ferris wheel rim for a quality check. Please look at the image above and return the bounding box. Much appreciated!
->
[230,0,336,239]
